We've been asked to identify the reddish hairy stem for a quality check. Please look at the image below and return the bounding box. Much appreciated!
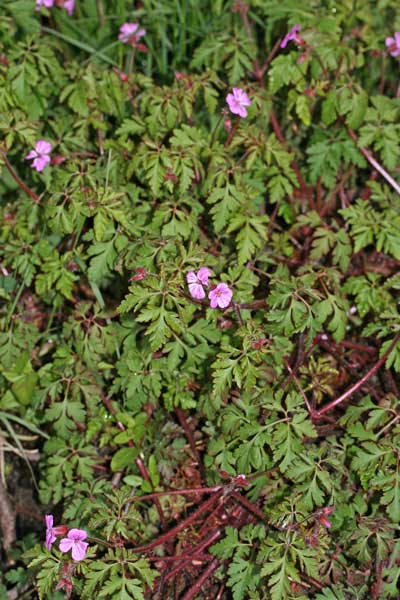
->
[148,553,212,562]
[225,120,240,146]
[101,394,133,442]
[180,559,220,600]
[269,110,316,210]
[0,148,41,204]
[131,485,223,503]
[256,37,282,80]
[339,339,377,356]
[130,491,223,553]
[175,407,205,481]
[136,457,168,531]
[231,491,270,526]
[315,333,400,417]
[164,529,222,582]
[347,128,400,195]
[284,358,313,415]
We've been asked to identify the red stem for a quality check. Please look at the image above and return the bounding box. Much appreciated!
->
[0,148,41,204]
[315,333,400,417]
[256,37,282,80]
[284,358,313,415]
[180,559,220,600]
[232,491,270,525]
[148,553,212,562]
[175,407,205,481]
[225,120,240,146]
[130,491,223,553]
[164,529,222,582]
[136,457,167,531]
[131,485,224,503]
[269,110,316,210]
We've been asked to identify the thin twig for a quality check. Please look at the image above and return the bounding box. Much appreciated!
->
[0,478,16,557]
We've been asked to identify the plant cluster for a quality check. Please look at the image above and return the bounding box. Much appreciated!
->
[0,1,400,599]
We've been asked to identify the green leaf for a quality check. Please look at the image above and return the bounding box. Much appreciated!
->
[111,447,139,472]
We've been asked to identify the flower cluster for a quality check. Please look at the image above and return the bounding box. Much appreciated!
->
[385,32,400,56]
[186,269,233,309]
[35,0,75,16]
[45,515,88,561]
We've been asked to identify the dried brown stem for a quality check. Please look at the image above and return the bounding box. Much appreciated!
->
[0,479,16,558]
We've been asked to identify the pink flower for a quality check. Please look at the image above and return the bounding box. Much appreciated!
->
[45,514,68,551]
[60,0,75,15]
[385,32,400,57]
[35,0,54,8]
[25,140,52,172]
[186,267,211,300]
[118,23,146,44]
[59,529,88,561]
[280,24,303,49]
[208,283,233,309]
[226,87,251,118]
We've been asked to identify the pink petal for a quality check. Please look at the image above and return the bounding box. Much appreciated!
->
[385,36,395,47]
[46,529,56,551]
[208,291,218,308]
[197,267,211,285]
[71,540,88,561]
[68,528,88,541]
[188,283,205,299]
[186,271,198,284]
[217,289,232,308]
[119,23,139,42]
[35,140,52,154]
[26,150,38,160]
[59,538,74,553]
[45,514,53,528]
[63,0,74,15]
[32,155,50,172]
